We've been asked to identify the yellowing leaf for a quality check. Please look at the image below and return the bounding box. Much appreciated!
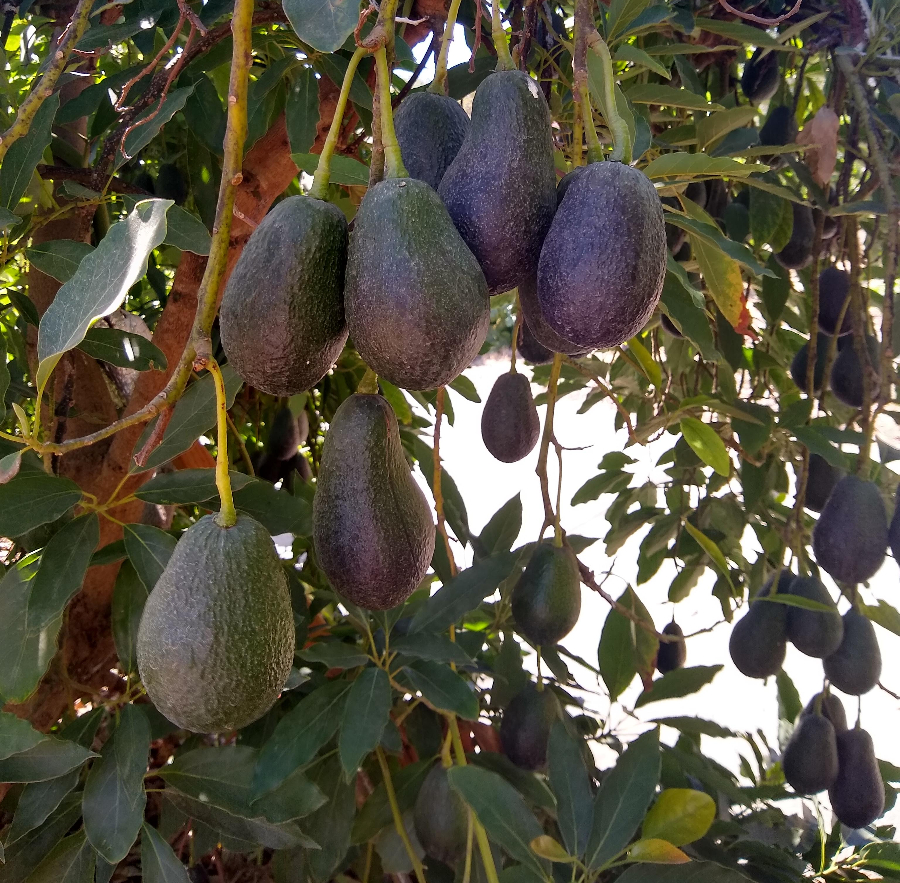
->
[628,838,691,864]
[689,233,747,332]
[796,106,839,188]
[628,337,662,387]
[680,417,730,477]
[530,835,576,863]
[643,789,716,845]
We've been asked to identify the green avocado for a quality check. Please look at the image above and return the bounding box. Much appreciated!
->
[775,203,815,270]
[803,690,848,733]
[812,475,887,584]
[439,70,557,295]
[657,621,687,674]
[830,334,879,409]
[803,452,842,513]
[728,572,791,679]
[823,608,882,695]
[829,727,885,829]
[136,513,295,733]
[784,576,843,658]
[741,48,780,103]
[782,711,838,795]
[537,161,666,350]
[517,321,554,365]
[818,267,852,335]
[413,763,469,866]
[518,276,590,356]
[345,178,489,390]
[790,333,830,394]
[221,196,348,396]
[481,372,541,463]
[500,683,562,770]
[511,543,581,646]
[394,92,470,191]
[313,394,436,610]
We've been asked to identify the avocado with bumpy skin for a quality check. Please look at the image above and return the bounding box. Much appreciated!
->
[782,711,838,794]
[775,203,815,269]
[759,105,798,147]
[657,621,687,674]
[824,608,882,695]
[803,453,842,513]
[500,683,562,770]
[221,196,348,396]
[394,92,470,191]
[517,321,554,365]
[511,543,581,646]
[313,394,436,610]
[741,48,780,103]
[439,70,557,295]
[728,572,791,679]
[790,333,830,393]
[345,178,489,390]
[830,334,879,409]
[537,161,666,350]
[413,763,469,865]
[812,475,887,584]
[481,372,540,463]
[829,727,885,829]
[803,691,848,733]
[518,276,590,356]
[784,576,843,658]
[136,513,294,733]
[818,267,852,335]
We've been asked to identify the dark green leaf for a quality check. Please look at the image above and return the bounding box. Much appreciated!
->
[0,795,82,883]
[0,473,82,537]
[351,760,432,843]
[124,523,177,590]
[0,94,59,211]
[283,0,359,52]
[161,205,211,255]
[141,823,190,883]
[232,478,313,536]
[255,768,328,823]
[182,73,227,156]
[634,665,723,707]
[297,642,370,669]
[25,830,95,883]
[0,736,96,782]
[572,471,632,506]
[390,633,474,666]
[5,768,81,844]
[90,539,127,567]
[0,710,46,761]
[135,468,252,505]
[117,88,194,166]
[26,240,94,283]
[598,587,656,701]
[549,722,594,859]
[731,403,773,458]
[616,862,750,883]
[316,53,372,110]
[286,68,320,154]
[77,328,168,372]
[338,667,392,776]
[477,495,523,555]
[111,560,150,674]
[292,153,369,185]
[775,669,802,724]
[303,755,357,882]
[651,717,736,739]
[449,373,481,403]
[399,660,479,720]
[0,206,20,229]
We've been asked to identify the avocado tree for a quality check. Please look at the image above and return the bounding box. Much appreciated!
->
[1,0,900,879]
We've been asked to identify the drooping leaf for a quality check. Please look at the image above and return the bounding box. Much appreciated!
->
[680,418,730,477]
[286,67,320,154]
[598,586,657,701]
[549,722,594,859]
[0,736,96,782]
[0,472,82,538]
[124,523,177,590]
[634,665,723,708]
[642,789,716,846]
[338,667,392,777]
[24,830,95,883]
[399,660,479,720]
[681,522,734,591]
[111,560,150,674]
[141,823,191,883]
[134,468,252,505]
[0,94,60,211]
[477,494,523,556]
[25,240,94,283]
[5,768,81,844]
[626,839,690,864]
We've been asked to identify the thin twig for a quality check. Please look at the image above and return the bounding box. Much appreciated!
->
[116,14,186,109]
[717,0,803,25]
[578,559,666,639]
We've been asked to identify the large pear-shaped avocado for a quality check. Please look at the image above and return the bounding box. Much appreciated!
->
[394,92,470,191]
[345,178,489,390]
[728,572,791,679]
[818,267,852,336]
[413,763,469,865]
[136,513,294,733]
[812,475,887,584]
[823,608,882,695]
[220,196,348,396]
[313,394,436,610]
[829,727,885,829]
[803,453,842,513]
[439,70,556,295]
[803,691,848,733]
[657,621,687,674]
[784,576,843,658]
[511,543,581,646]
[518,276,590,356]
[500,683,562,770]
[759,105,798,147]
[537,161,666,350]
[481,372,540,463]
[782,711,838,794]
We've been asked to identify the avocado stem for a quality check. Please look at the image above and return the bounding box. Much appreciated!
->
[310,46,369,200]
[375,48,409,179]
[208,358,237,529]
[376,746,428,883]
[490,0,515,71]
[573,0,602,164]
[430,0,464,94]
[536,353,562,537]
[585,30,632,164]
[581,93,604,164]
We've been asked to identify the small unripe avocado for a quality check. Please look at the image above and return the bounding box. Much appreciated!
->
[775,203,815,270]
[790,333,830,394]
[803,453,842,513]
[829,727,885,829]
[784,576,843,658]
[500,683,562,770]
[803,691,848,733]
[657,621,687,674]
[817,267,852,335]
[830,335,880,409]
[728,572,791,679]
[517,321,554,365]
[413,763,469,865]
[481,372,540,463]
[782,711,838,794]
[823,608,882,696]
[511,543,581,646]
[741,48,780,103]
[136,513,294,733]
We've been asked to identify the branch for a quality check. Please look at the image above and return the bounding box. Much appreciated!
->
[577,558,665,639]
[716,0,803,25]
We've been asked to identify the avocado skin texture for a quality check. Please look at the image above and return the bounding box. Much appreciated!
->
[657,621,687,674]
[394,92,470,191]
[818,267,852,335]
[500,683,562,770]
[481,372,541,463]
[517,322,554,365]
[830,335,879,409]
[439,70,557,295]
[812,475,887,584]
[346,178,489,390]
[268,407,302,461]
[759,105,798,147]
[804,453,842,513]
[413,763,469,865]
[221,196,348,396]
[537,161,666,350]
[790,333,830,393]
[511,543,581,646]
[823,609,882,695]
[728,573,790,679]
[829,727,885,829]
[782,712,838,794]
[136,513,294,733]
[804,691,848,733]
[518,275,590,356]
[784,576,843,658]
[775,203,815,269]
[741,48,780,103]
[313,394,436,610]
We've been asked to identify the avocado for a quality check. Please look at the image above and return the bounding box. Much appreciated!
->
[537,161,666,350]
[728,572,790,679]
[136,513,294,733]
[782,711,838,794]
[481,372,541,463]
[413,763,468,865]
[132,169,155,194]
[803,691,848,733]
[500,683,562,770]
[394,92,470,191]
[268,407,302,461]
[510,543,581,646]
[345,178,490,390]
[889,487,900,561]
[775,203,815,269]
[673,241,692,262]
[685,181,708,209]
[657,621,687,674]
[313,394,436,610]
[517,321,554,365]
[439,70,557,295]
[741,48,780,103]
[830,334,879,409]
[254,450,282,484]
[790,333,830,394]
[823,608,882,695]
[660,314,684,338]
[705,180,729,225]
[518,276,590,356]
[829,727,885,829]
[156,162,187,205]
[803,452,842,513]
[817,267,852,335]
[221,196,348,396]
[556,166,587,204]
[784,576,843,658]
[813,475,887,584]
[759,105,798,148]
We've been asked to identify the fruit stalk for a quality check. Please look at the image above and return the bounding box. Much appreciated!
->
[536,353,563,535]
[584,30,631,163]
[573,0,603,164]
[375,746,428,883]
[489,0,515,71]
[430,0,464,94]
[208,359,237,528]
[375,48,409,179]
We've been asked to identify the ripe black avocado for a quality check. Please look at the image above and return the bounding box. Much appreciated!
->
[728,571,791,679]
[775,203,815,269]
[518,276,590,356]
[741,48,780,103]
[500,683,562,770]
[481,372,541,463]
[829,727,885,829]
[784,576,843,658]
[830,334,879,409]
[517,321,554,365]
[818,267,852,335]
[823,608,882,696]
[803,452,842,513]
[657,621,687,674]
[413,763,468,865]
[782,710,838,794]
[790,333,830,394]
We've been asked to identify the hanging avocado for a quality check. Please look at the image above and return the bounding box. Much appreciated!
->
[510,543,581,646]
[657,621,687,674]
[500,683,562,770]
[481,372,541,463]
[394,92,470,190]
[518,276,591,356]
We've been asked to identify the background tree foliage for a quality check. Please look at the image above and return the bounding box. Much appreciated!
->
[1,0,900,879]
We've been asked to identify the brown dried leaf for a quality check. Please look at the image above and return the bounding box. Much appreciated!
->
[797,107,839,188]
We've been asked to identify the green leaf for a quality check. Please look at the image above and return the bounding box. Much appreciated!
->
[111,560,150,674]
[731,403,773,457]
[651,717,736,739]
[626,839,690,864]
[339,667,392,777]
[0,472,82,538]
[25,830,95,883]
[297,642,370,669]
[598,586,657,701]
[614,43,671,78]
[25,240,94,283]
[399,660,479,720]
[775,669,802,724]
[627,337,662,386]
[617,861,749,882]
[232,478,313,536]
[572,471,632,506]
[694,16,782,47]
[0,736,96,782]
[302,755,357,881]
[635,665,723,708]
[5,768,81,844]
[286,68,320,154]
[135,468,252,504]
[642,789,715,846]
[585,729,661,869]
[0,94,60,211]
[448,765,549,877]
[283,0,359,51]
[0,711,46,761]
[182,73,227,156]
[378,380,413,424]
[292,153,370,185]
[530,835,576,863]
[0,795,82,882]
[408,552,518,634]
[83,703,151,863]
[124,523,177,590]
[391,633,474,666]
[477,494,523,555]
[606,0,654,40]
[117,88,194,166]
[449,373,481,403]
[351,760,431,843]
[91,539,127,567]
[141,823,190,883]
[255,768,328,822]
[549,722,594,858]
[77,327,168,372]
[695,106,758,151]
[680,418,730,476]
[36,199,171,394]
[625,84,723,111]
[163,205,212,255]
[0,206,20,229]
[749,186,788,247]
[681,522,733,591]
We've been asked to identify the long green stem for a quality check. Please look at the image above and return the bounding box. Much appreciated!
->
[208,359,237,528]
[585,31,631,163]
[490,0,515,71]
[581,94,604,163]
[574,0,602,164]
[310,48,368,199]
[375,746,427,883]
[430,0,464,94]
[376,48,408,179]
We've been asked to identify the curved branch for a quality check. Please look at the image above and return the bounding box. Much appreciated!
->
[716,0,803,25]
